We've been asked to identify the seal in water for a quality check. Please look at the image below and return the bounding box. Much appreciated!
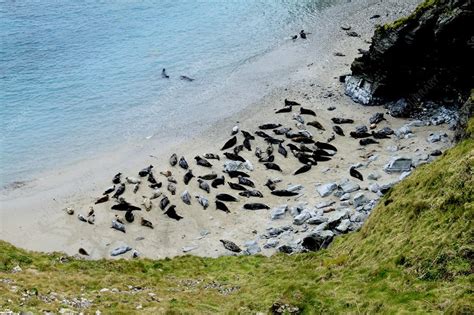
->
[179,156,189,169]
[216,193,238,202]
[243,203,270,210]
[333,125,345,136]
[112,183,125,199]
[159,196,170,210]
[350,166,364,181]
[139,165,153,177]
[284,99,300,106]
[299,30,307,39]
[169,153,178,166]
[183,169,194,185]
[112,173,122,184]
[195,156,212,167]
[211,175,225,188]
[197,179,210,193]
[141,217,153,229]
[221,136,237,151]
[294,164,311,175]
[164,205,183,221]
[300,107,316,116]
[216,200,230,213]
[180,75,194,81]
[264,162,282,172]
[162,68,169,79]
[220,239,241,252]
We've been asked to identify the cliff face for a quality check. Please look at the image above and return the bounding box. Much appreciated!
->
[345,0,474,118]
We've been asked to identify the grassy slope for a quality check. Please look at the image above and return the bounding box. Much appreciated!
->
[1,120,472,314]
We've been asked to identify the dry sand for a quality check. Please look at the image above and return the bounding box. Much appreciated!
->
[1,0,452,259]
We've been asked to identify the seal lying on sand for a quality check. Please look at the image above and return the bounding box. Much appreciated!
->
[164,205,183,221]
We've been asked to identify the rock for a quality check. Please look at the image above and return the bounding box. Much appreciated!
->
[340,193,351,201]
[395,125,412,138]
[345,76,374,105]
[263,239,279,249]
[431,149,442,156]
[369,183,380,193]
[278,245,294,254]
[368,173,380,180]
[182,245,198,253]
[350,211,368,222]
[287,184,304,192]
[387,98,411,117]
[223,160,253,172]
[336,219,351,233]
[12,265,22,273]
[307,216,328,225]
[316,182,337,197]
[325,209,349,227]
[369,112,385,124]
[293,210,312,225]
[271,204,288,220]
[427,132,447,143]
[315,201,335,209]
[243,241,261,255]
[407,120,427,127]
[363,200,378,211]
[399,171,411,180]
[353,193,369,207]
[346,31,360,37]
[301,230,334,251]
[339,179,360,193]
[384,157,412,173]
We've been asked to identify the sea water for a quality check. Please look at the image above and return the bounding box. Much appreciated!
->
[0,0,337,186]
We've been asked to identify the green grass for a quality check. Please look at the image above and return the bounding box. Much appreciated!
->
[1,125,473,313]
[380,0,439,31]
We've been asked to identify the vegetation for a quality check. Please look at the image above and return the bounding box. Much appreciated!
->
[381,0,439,31]
[1,121,472,314]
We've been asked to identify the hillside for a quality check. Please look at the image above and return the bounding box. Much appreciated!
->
[1,119,472,314]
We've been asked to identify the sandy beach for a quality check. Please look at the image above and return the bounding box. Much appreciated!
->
[0,0,451,259]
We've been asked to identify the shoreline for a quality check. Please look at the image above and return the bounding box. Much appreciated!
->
[0,0,440,259]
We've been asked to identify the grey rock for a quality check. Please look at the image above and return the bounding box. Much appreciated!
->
[344,76,374,105]
[182,245,198,253]
[293,210,311,225]
[395,125,412,138]
[368,173,380,180]
[369,112,385,124]
[263,239,279,249]
[340,201,352,207]
[369,183,380,193]
[336,219,351,233]
[243,241,261,255]
[350,211,368,222]
[316,182,338,197]
[353,193,369,207]
[340,193,351,201]
[271,204,288,220]
[325,209,349,227]
[399,171,411,180]
[387,98,410,118]
[301,230,334,251]
[339,179,360,193]
[384,157,412,173]
[315,200,335,209]
[307,216,328,225]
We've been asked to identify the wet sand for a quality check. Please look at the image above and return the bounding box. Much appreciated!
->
[0,0,447,259]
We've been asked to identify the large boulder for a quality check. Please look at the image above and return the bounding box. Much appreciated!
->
[344,0,473,117]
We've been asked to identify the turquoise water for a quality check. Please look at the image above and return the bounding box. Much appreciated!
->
[0,0,336,185]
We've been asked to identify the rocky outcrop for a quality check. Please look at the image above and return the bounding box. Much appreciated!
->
[345,0,473,118]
